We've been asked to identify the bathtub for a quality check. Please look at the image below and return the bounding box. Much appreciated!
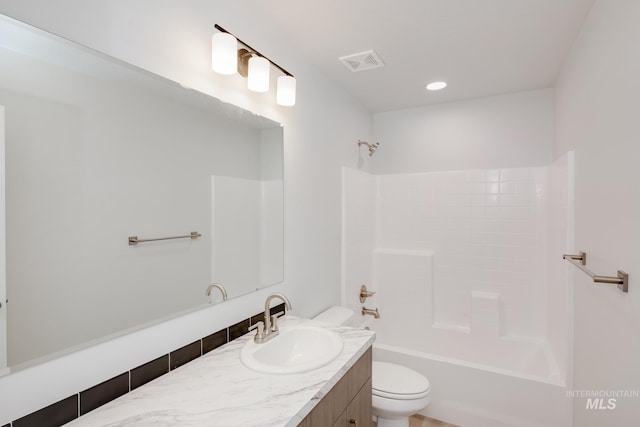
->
[371,328,571,427]
[360,247,571,426]
[315,305,570,426]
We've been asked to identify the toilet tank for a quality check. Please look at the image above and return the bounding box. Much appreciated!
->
[312,305,375,329]
[313,306,357,326]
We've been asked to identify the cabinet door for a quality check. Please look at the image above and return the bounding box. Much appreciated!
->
[331,409,347,427]
[298,348,372,426]
[345,377,372,427]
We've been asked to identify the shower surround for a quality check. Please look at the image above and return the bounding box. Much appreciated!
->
[342,153,573,426]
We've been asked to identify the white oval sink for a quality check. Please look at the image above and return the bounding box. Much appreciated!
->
[240,325,343,374]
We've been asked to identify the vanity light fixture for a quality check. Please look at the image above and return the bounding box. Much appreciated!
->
[212,24,296,106]
[426,81,447,91]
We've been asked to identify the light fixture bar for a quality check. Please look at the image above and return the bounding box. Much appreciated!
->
[214,24,294,78]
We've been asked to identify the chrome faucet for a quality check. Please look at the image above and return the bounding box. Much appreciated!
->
[252,293,292,343]
[205,283,228,302]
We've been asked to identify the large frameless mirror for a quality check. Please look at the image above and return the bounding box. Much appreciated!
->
[0,14,283,371]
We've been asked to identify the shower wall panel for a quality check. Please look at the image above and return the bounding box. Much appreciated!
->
[376,167,549,339]
[341,168,376,310]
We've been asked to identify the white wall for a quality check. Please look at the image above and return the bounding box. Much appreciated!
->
[555,0,640,425]
[373,89,554,174]
[0,0,372,423]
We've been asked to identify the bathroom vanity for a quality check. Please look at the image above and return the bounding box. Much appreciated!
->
[298,347,372,426]
[64,317,374,426]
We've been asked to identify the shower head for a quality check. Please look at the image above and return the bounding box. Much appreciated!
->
[358,140,380,157]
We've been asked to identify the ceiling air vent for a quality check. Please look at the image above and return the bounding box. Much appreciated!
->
[339,50,385,72]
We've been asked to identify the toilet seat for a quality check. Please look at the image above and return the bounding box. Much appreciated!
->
[372,361,430,400]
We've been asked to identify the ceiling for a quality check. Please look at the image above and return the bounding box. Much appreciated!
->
[248,0,596,113]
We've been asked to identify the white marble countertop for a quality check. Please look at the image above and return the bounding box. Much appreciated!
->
[66,316,375,427]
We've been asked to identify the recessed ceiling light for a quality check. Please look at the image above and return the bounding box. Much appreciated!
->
[426,81,447,91]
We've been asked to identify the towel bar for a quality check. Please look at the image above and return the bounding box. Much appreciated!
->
[129,231,201,246]
[562,252,628,292]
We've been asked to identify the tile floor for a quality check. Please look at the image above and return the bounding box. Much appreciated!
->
[371,414,458,427]
[409,414,459,427]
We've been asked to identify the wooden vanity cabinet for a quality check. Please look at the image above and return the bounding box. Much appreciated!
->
[298,346,372,427]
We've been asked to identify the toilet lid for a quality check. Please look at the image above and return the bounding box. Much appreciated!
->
[372,362,430,400]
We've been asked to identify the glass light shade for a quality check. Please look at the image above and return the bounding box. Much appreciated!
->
[211,32,237,75]
[247,55,270,92]
[276,75,296,106]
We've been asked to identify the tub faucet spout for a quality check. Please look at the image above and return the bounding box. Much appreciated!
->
[362,306,380,319]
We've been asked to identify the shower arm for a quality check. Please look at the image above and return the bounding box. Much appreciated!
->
[358,140,380,156]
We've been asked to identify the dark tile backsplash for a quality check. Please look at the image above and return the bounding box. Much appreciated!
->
[202,329,227,355]
[9,303,286,427]
[249,312,264,326]
[229,318,251,341]
[170,340,202,370]
[131,354,170,390]
[80,372,129,415]
[250,302,287,327]
[12,395,78,427]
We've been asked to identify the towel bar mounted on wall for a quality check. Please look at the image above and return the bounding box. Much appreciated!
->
[562,251,628,293]
[128,231,202,246]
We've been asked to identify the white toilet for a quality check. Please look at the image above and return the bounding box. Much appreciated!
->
[313,306,431,427]
[372,361,430,427]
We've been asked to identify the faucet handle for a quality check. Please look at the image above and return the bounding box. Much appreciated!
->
[270,311,285,332]
[359,285,376,303]
[249,321,266,342]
